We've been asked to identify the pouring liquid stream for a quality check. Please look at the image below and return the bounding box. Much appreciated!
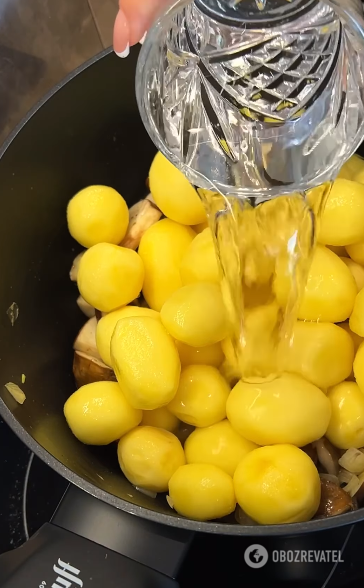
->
[198,183,332,384]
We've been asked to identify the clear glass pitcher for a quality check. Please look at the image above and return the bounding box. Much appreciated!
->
[136,0,364,382]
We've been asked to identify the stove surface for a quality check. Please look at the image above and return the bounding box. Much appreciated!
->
[1,416,364,588]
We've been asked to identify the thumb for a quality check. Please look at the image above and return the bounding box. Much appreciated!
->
[114,0,174,56]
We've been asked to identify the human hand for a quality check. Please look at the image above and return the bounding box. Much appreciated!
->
[114,0,174,57]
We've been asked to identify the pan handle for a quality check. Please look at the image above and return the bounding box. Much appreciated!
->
[0,484,193,588]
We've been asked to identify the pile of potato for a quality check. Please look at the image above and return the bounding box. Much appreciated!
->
[64,150,364,525]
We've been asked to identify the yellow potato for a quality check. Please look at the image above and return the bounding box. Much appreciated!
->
[149,151,207,225]
[161,282,228,347]
[326,382,364,449]
[226,373,331,446]
[175,340,224,368]
[298,245,357,322]
[353,342,364,394]
[179,228,219,285]
[64,381,142,445]
[286,321,354,389]
[168,365,230,427]
[77,243,144,313]
[141,407,179,432]
[185,420,258,476]
[346,241,364,265]
[168,463,236,521]
[118,426,185,492]
[338,154,364,184]
[138,219,195,311]
[341,257,364,291]
[96,306,159,367]
[234,445,321,525]
[350,288,364,337]
[67,185,129,248]
[111,316,180,410]
[317,179,364,246]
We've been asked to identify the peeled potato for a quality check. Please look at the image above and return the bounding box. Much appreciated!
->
[168,365,230,427]
[77,243,144,313]
[161,282,228,347]
[64,381,142,445]
[67,185,129,248]
[118,426,185,492]
[111,316,180,410]
[185,420,258,476]
[326,382,364,449]
[96,306,159,367]
[226,373,331,447]
[317,179,364,246]
[298,245,357,322]
[234,445,321,525]
[286,321,354,389]
[149,151,207,225]
[168,463,236,521]
[138,219,195,311]
[179,228,219,285]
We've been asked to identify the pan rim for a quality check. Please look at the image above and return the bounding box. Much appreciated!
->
[0,46,363,536]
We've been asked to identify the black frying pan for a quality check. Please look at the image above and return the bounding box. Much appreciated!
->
[0,46,363,586]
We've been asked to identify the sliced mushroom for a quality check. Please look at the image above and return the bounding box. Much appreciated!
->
[73,317,101,360]
[316,479,354,518]
[73,351,116,388]
[70,251,85,282]
[338,447,364,474]
[313,438,340,476]
[120,196,162,250]
[77,296,95,318]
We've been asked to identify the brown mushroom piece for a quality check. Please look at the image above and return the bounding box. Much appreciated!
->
[69,251,85,282]
[313,438,340,476]
[73,317,101,360]
[73,351,116,388]
[120,195,162,250]
[316,478,354,518]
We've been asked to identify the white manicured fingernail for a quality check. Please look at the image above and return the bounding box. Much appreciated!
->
[115,44,130,58]
[139,32,147,45]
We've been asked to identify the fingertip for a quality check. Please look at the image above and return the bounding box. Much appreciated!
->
[113,8,130,55]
